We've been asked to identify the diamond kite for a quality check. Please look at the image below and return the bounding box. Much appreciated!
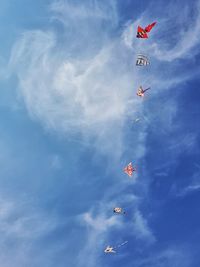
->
[124,162,136,177]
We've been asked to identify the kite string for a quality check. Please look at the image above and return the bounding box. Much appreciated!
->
[114,241,128,249]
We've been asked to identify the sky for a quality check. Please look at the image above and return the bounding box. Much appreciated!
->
[0,0,200,266]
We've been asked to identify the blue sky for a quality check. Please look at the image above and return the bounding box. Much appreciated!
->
[0,0,200,266]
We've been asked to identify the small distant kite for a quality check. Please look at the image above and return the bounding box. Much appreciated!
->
[104,246,116,253]
[136,54,150,66]
[104,241,128,254]
[124,162,136,177]
[134,118,140,122]
[137,86,151,97]
[137,22,156,38]
[113,207,126,214]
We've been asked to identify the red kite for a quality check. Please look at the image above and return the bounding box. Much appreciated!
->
[136,22,156,38]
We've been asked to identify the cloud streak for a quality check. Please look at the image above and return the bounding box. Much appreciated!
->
[133,210,155,243]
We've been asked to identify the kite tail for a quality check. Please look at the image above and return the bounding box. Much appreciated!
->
[144,87,151,92]
[117,241,128,248]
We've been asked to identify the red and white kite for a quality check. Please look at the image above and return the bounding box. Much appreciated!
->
[124,162,136,177]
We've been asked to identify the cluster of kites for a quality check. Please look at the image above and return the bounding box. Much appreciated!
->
[104,21,156,254]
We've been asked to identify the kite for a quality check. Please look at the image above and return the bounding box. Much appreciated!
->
[104,246,116,253]
[104,241,128,254]
[124,162,136,177]
[137,86,151,97]
[134,118,140,122]
[136,22,156,38]
[136,54,150,66]
[113,207,126,214]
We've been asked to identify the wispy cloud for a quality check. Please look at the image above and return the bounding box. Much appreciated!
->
[175,168,200,197]
[10,0,198,162]
[168,133,198,156]
[81,211,121,232]
[50,0,118,25]
[132,246,192,267]
[133,210,155,243]
[77,209,123,267]
[150,1,200,62]
[0,195,61,267]
[179,184,200,197]
[8,0,150,163]
[0,196,58,239]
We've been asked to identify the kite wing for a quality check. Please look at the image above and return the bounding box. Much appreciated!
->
[143,87,151,93]
[137,26,148,38]
[145,22,156,33]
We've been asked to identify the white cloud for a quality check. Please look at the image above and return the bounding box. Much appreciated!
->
[8,0,146,162]
[180,184,200,196]
[10,35,129,131]
[50,0,118,25]
[168,133,198,155]
[133,210,155,243]
[9,0,199,164]
[0,197,58,240]
[175,168,200,197]
[82,211,121,232]
[133,246,192,267]
[77,210,122,267]
[0,195,62,267]
[151,2,200,62]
